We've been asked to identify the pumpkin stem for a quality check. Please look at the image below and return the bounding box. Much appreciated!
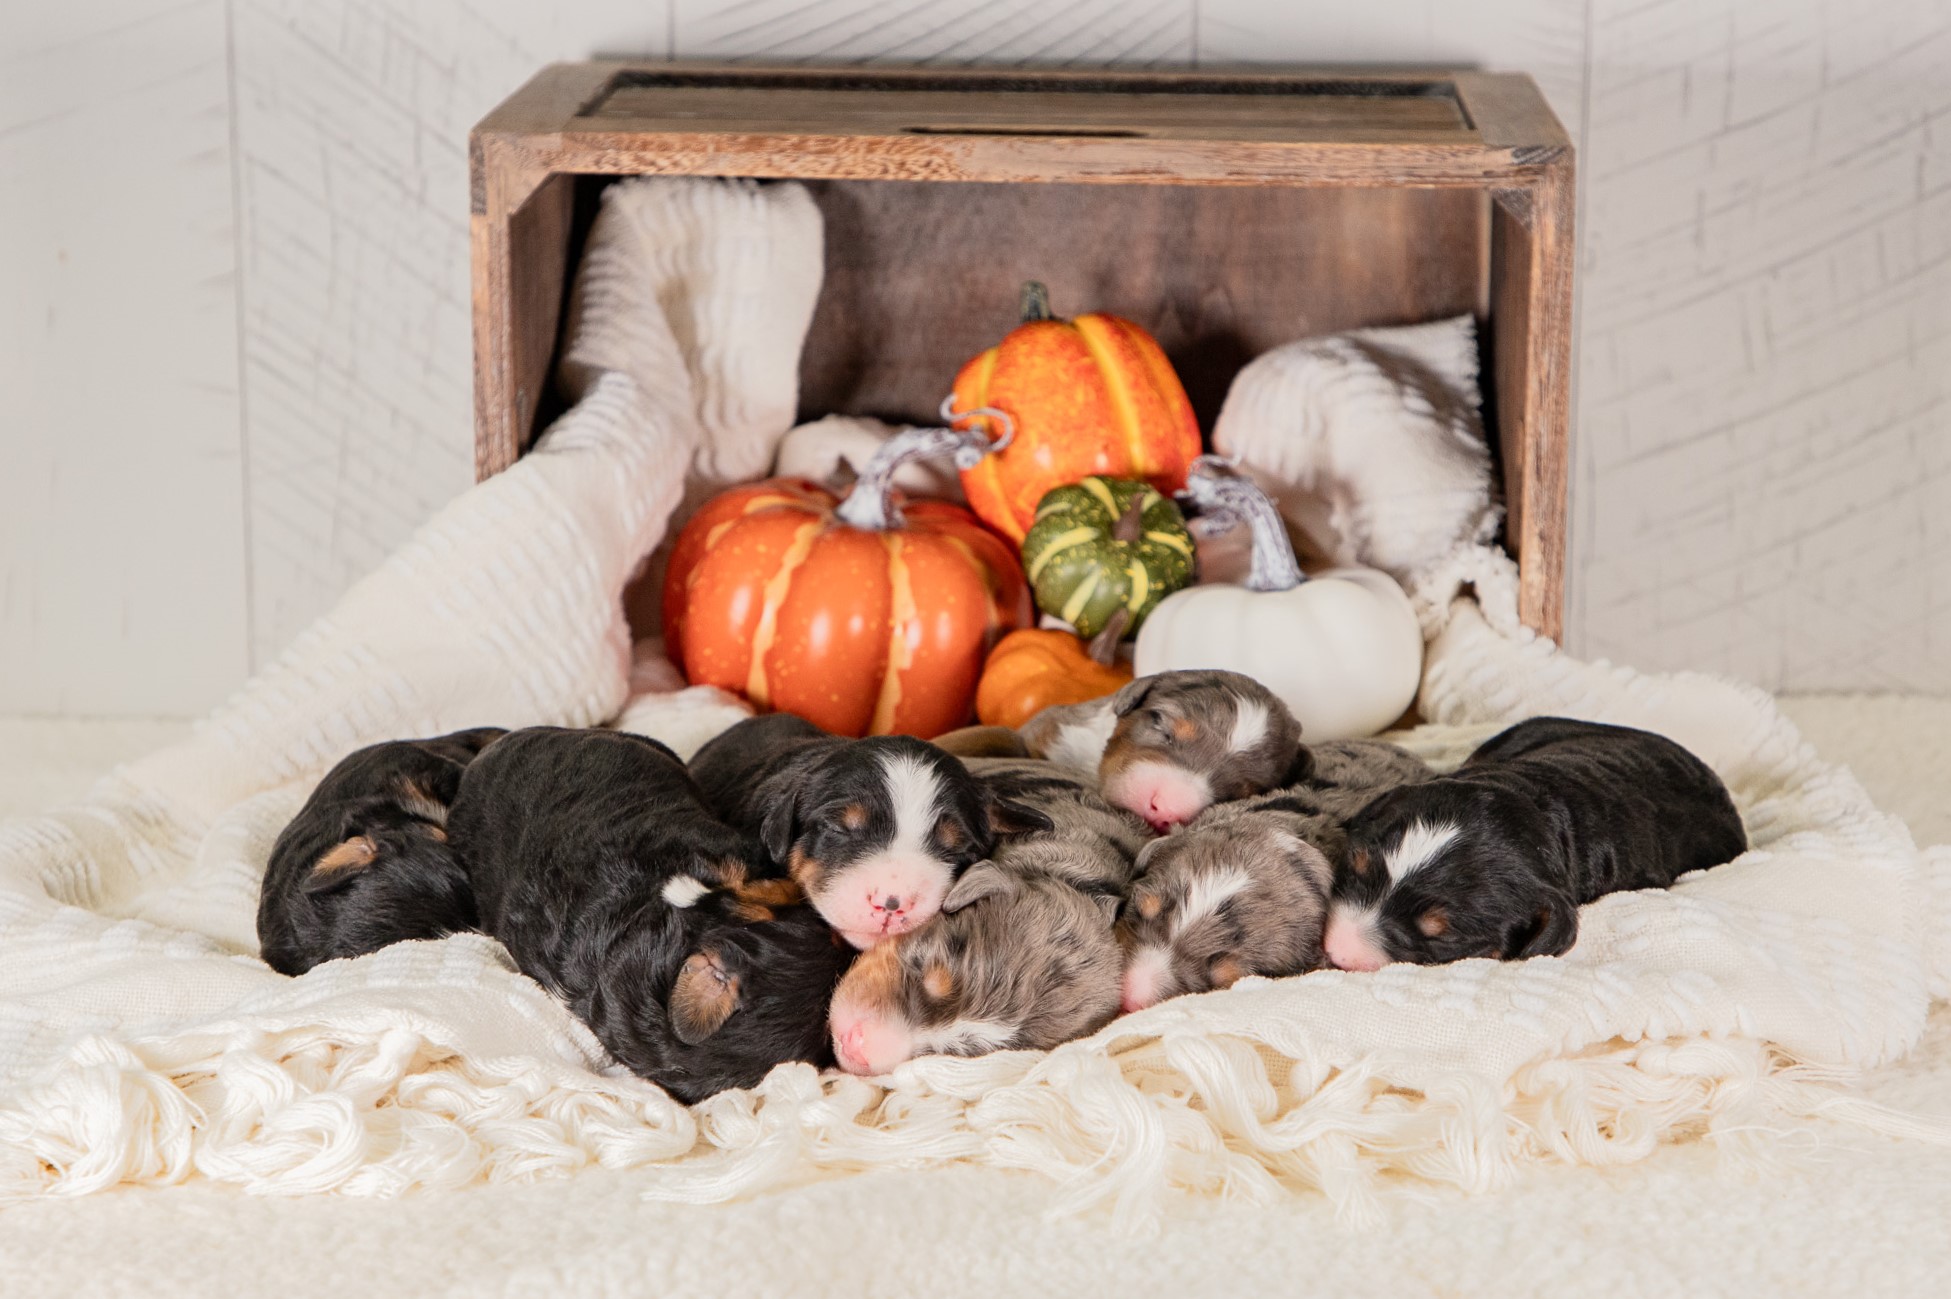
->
[1177,456,1306,593]
[834,420,1004,531]
[1019,281,1054,323]
[1087,608,1131,662]
[1111,493,1145,545]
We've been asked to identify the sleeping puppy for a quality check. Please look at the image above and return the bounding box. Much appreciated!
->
[827,759,1143,1076]
[1116,740,1430,1010]
[256,727,506,975]
[689,714,1051,950]
[1323,717,1748,971]
[1094,671,1310,833]
[450,727,850,1104]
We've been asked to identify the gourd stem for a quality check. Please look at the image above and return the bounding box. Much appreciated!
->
[1019,281,1054,323]
[833,415,1011,531]
[1087,608,1130,663]
[1177,455,1305,593]
[1111,494,1145,544]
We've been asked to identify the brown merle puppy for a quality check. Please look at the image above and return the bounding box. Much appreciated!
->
[828,759,1142,1075]
[1324,717,1748,971]
[1089,672,1310,833]
[689,714,1050,950]
[1117,739,1434,1010]
[450,727,849,1104]
[256,727,506,976]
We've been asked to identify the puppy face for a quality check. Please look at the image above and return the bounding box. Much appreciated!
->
[645,874,854,1103]
[827,865,1122,1076]
[1323,792,1579,971]
[1097,673,1304,833]
[1115,816,1334,1011]
[760,738,1050,949]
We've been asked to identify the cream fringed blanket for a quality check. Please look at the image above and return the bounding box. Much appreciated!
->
[2,178,1945,1219]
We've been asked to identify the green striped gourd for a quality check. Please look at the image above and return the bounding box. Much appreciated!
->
[1021,476,1194,639]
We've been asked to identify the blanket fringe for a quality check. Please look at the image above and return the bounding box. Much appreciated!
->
[8,1020,1948,1224]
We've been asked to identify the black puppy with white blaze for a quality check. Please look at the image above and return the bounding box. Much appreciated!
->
[257,727,506,975]
[449,727,850,1104]
[689,714,1052,949]
[1323,717,1747,971]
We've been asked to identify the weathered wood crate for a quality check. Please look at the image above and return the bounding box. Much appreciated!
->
[471,63,1573,636]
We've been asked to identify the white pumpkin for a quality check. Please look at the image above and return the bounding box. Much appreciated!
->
[1135,458,1423,740]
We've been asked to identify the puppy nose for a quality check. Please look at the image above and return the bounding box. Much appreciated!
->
[881,895,902,913]
[1323,916,1387,973]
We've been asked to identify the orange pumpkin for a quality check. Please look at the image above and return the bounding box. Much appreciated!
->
[663,476,1030,739]
[975,629,1134,731]
[950,282,1203,543]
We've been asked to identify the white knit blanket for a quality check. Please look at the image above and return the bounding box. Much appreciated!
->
[3,178,1946,1218]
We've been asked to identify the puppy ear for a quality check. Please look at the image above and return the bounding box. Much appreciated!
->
[985,794,1053,838]
[1134,838,1166,873]
[1503,892,1580,960]
[1272,831,1334,893]
[941,861,1018,913]
[669,950,742,1045]
[1091,892,1121,925]
[1281,742,1316,786]
[755,773,801,864]
[300,836,378,894]
[1107,677,1157,718]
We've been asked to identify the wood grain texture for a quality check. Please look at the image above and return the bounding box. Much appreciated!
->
[1572,0,1951,690]
[795,180,1487,434]
[231,0,663,666]
[674,0,1195,67]
[0,1,249,717]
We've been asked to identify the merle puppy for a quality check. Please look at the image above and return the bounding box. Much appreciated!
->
[1024,671,1310,833]
[689,714,1051,950]
[1323,717,1748,970]
[257,726,506,975]
[450,726,850,1104]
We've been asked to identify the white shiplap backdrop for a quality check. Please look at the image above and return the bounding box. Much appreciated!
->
[3,0,1947,717]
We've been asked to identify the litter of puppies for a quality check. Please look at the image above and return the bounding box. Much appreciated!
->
[256,672,1751,1103]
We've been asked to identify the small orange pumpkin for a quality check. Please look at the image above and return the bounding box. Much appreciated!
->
[663,465,1030,739]
[950,282,1202,543]
[975,628,1134,731]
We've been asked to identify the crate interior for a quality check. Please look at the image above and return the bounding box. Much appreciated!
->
[525,174,1501,463]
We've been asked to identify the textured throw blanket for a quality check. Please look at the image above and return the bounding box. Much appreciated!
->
[2,178,1945,1219]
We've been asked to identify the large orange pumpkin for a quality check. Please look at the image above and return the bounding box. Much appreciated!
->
[950,282,1203,543]
[662,476,1031,739]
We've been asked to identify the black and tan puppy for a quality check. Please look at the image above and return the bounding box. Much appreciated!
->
[689,714,1051,950]
[1024,671,1309,833]
[450,727,850,1104]
[257,727,506,976]
[1117,739,1432,1010]
[1323,717,1748,971]
[827,759,1143,1075]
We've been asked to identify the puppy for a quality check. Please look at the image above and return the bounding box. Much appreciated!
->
[689,714,1050,949]
[1323,717,1748,971]
[450,727,851,1104]
[1029,671,1309,833]
[256,727,505,975]
[1112,740,1428,1010]
[827,759,1143,1075]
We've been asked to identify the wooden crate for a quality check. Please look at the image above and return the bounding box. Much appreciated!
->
[471,63,1574,637]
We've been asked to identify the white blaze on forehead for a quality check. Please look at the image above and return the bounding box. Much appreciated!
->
[1385,820,1463,883]
[660,876,710,909]
[1173,867,1252,937]
[1122,945,1175,1008]
[1227,695,1271,754]
[879,750,946,857]
[916,1017,1017,1056]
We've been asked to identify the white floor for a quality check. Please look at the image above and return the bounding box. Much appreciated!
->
[0,697,1945,1298]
